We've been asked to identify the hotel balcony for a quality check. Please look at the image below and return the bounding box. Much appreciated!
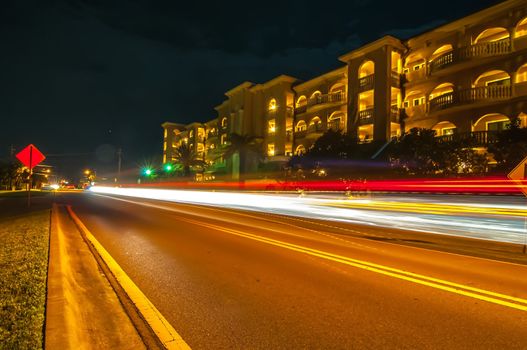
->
[307,124,324,134]
[295,104,307,114]
[390,106,401,123]
[358,74,374,92]
[430,39,511,73]
[358,108,374,125]
[437,130,499,146]
[294,130,308,139]
[306,91,346,107]
[357,107,400,126]
[429,85,512,112]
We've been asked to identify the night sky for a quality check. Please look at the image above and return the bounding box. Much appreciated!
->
[0,0,500,180]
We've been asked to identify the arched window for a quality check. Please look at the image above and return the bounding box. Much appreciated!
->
[295,120,307,132]
[295,145,306,156]
[309,91,321,100]
[328,112,344,131]
[358,60,375,78]
[474,70,510,87]
[403,90,425,108]
[221,117,228,127]
[329,83,345,94]
[308,117,322,132]
[474,27,509,43]
[473,113,510,132]
[429,83,454,100]
[432,121,457,137]
[516,63,527,83]
[268,98,277,111]
[404,53,426,73]
[295,95,307,107]
[516,18,527,37]
[430,45,453,62]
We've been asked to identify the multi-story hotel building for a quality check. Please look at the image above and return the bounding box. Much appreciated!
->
[163,0,527,179]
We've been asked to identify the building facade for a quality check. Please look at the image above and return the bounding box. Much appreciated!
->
[163,0,527,179]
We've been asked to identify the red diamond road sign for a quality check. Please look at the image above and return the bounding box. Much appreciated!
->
[508,155,527,197]
[16,144,46,170]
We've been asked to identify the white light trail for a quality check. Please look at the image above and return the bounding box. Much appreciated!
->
[89,186,527,245]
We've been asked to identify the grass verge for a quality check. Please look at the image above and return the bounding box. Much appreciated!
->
[0,210,50,350]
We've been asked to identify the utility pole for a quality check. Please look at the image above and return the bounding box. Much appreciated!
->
[9,145,15,191]
[9,145,15,159]
[116,148,122,183]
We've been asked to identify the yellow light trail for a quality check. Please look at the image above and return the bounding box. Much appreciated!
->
[326,200,527,218]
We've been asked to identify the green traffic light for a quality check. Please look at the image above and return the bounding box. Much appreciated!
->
[164,164,173,171]
[144,168,152,176]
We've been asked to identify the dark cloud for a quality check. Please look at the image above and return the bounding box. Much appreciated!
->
[0,0,501,179]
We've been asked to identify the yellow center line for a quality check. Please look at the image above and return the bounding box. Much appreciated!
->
[179,216,527,312]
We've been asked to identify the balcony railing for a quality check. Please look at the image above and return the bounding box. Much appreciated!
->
[429,85,512,112]
[295,104,307,114]
[459,39,511,59]
[460,85,512,102]
[430,39,511,73]
[429,92,455,111]
[307,124,324,133]
[307,91,346,107]
[391,71,401,86]
[437,131,499,146]
[328,121,342,131]
[358,108,374,125]
[390,106,401,123]
[359,74,374,92]
[294,129,307,138]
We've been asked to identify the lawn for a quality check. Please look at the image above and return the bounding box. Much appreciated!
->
[0,210,50,349]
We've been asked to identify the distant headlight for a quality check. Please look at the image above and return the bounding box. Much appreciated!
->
[51,184,60,190]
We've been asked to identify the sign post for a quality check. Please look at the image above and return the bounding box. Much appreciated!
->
[508,155,527,254]
[16,144,46,207]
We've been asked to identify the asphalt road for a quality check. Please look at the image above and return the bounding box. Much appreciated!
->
[57,192,527,349]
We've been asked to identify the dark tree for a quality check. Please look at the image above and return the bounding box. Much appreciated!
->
[390,128,488,176]
[487,118,527,173]
[172,143,206,178]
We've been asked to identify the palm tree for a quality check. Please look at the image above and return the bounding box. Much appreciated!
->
[221,133,262,180]
[172,143,206,178]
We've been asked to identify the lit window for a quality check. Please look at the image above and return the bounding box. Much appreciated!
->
[221,117,228,127]
[267,143,275,156]
[295,145,306,155]
[268,98,277,111]
[516,64,527,83]
[296,96,307,107]
[413,63,425,71]
[442,128,456,136]
[268,119,276,134]
[403,101,410,108]
[413,97,425,106]
[295,120,307,132]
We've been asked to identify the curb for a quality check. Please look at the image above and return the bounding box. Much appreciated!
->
[65,205,191,350]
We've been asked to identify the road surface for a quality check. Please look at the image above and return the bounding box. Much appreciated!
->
[57,191,527,349]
